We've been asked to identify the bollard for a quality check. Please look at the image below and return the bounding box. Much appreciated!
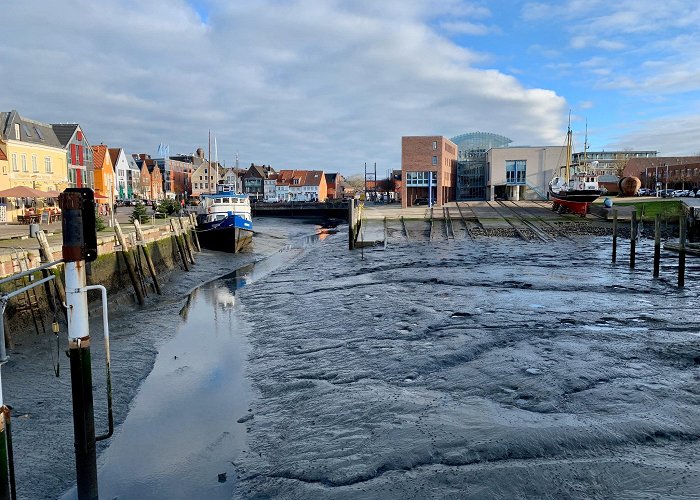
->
[630,211,636,269]
[679,215,686,288]
[653,214,661,278]
[612,209,618,263]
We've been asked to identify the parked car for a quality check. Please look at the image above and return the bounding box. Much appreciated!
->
[413,198,429,206]
[659,189,675,198]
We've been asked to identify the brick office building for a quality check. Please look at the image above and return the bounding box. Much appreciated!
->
[401,136,457,208]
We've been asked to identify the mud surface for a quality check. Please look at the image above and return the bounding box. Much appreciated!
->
[232,232,700,498]
[5,222,700,499]
[3,218,321,499]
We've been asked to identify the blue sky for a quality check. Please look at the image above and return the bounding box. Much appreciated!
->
[2,0,699,175]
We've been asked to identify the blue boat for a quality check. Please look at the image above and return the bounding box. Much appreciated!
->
[195,187,253,253]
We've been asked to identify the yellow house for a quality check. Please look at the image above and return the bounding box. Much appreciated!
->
[1,110,70,222]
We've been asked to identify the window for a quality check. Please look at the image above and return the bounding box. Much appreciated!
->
[11,154,18,171]
[432,141,437,150]
[505,160,526,184]
[405,171,437,187]
[22,124,32,137]
[21,154,27,172]
[34,127,44,140]
[45,157,52,173]
[32,155,38,172]
[432,156,437,165]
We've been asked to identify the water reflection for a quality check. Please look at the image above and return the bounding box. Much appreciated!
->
[60,225,333,500]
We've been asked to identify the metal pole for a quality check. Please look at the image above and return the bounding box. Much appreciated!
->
[61,191,99,500]
[653,214,661,277]
[678,215,686,288]
[612,209,618,263]
[630,211,637,269]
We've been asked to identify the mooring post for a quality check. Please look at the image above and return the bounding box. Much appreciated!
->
[653,213,661,278]
[630,211,636,269]
[133,220,161,295]
[59,189,99,500]
[348,199,355,250]
[170,219,189,271]
[612,209,618,263]
[188,213,201,252]
[178,217,195,265]
[678,215,686,288]
[114,222,145,306]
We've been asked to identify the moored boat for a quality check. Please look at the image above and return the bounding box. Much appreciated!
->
[196,185,253,253]
[549,118,603,215]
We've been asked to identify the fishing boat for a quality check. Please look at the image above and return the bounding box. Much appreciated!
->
[195,184,253,253]
[548,119,603,215]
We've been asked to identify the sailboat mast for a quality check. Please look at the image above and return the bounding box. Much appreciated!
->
[565,123,572,184]
[208,130,212,194]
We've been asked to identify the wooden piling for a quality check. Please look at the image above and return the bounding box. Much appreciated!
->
[189,213,201,252]
[630,211,636,269]
[653,214,661,278]
[114,222,145,305]
[678,215,686,288]
[612,209,618,263]
[178,216,195,264]
[133,220,161,295]
[170,219,189,271]
[34,230,66,307]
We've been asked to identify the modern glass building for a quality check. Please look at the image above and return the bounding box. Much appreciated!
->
[451,132,512,200]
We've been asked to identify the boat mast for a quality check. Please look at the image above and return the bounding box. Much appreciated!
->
[208,130,212,194]
[583,119,588,173]
[565,112,572,184]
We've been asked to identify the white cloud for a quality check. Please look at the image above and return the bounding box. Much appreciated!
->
[439,21,495,36]
[608,113,700,155]
[0,0,566,174]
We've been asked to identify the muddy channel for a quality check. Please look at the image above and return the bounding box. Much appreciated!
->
[5,221,700,499]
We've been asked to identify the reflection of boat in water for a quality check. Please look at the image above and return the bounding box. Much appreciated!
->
[196,184,253,253]
[549,118,603,216]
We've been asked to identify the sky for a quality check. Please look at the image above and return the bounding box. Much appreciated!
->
[2,0,700,176]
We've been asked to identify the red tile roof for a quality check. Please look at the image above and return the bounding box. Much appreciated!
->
[92,145,108,169]
[0,149,7,161]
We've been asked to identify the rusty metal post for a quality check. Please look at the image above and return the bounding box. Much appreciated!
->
[678,215,686,288]
[612,209,618,263]
[653,214,661,278]
[630,211,636,269]
[60,190,99,500]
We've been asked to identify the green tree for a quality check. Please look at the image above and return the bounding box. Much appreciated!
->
[130,201,148,223]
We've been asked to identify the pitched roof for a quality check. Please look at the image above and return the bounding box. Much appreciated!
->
[51,124,79,146]
[92,145,108,169]
[0,110,62,148]
[303,170,324,187]
[0,149,7,161]
[108,148,121,166]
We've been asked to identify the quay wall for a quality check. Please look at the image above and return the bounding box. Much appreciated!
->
[1,222,187,336]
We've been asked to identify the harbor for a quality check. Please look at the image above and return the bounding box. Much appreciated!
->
[0,199,698,498]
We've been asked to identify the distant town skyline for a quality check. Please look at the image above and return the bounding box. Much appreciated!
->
[2,0,699,175]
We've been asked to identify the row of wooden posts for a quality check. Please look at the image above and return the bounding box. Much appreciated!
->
[611,209,688,287]
[35,214,201,307]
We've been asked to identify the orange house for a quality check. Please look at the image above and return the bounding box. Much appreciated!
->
[92,144,114,204]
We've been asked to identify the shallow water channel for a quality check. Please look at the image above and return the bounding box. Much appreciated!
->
[55,224,333,499]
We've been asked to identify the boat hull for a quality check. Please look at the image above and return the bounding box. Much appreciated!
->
[195,215,253,253]
[549,188,602,203]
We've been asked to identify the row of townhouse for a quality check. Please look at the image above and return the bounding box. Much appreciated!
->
[1,109,344,222]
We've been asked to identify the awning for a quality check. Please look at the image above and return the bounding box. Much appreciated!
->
[0,185,52,198]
